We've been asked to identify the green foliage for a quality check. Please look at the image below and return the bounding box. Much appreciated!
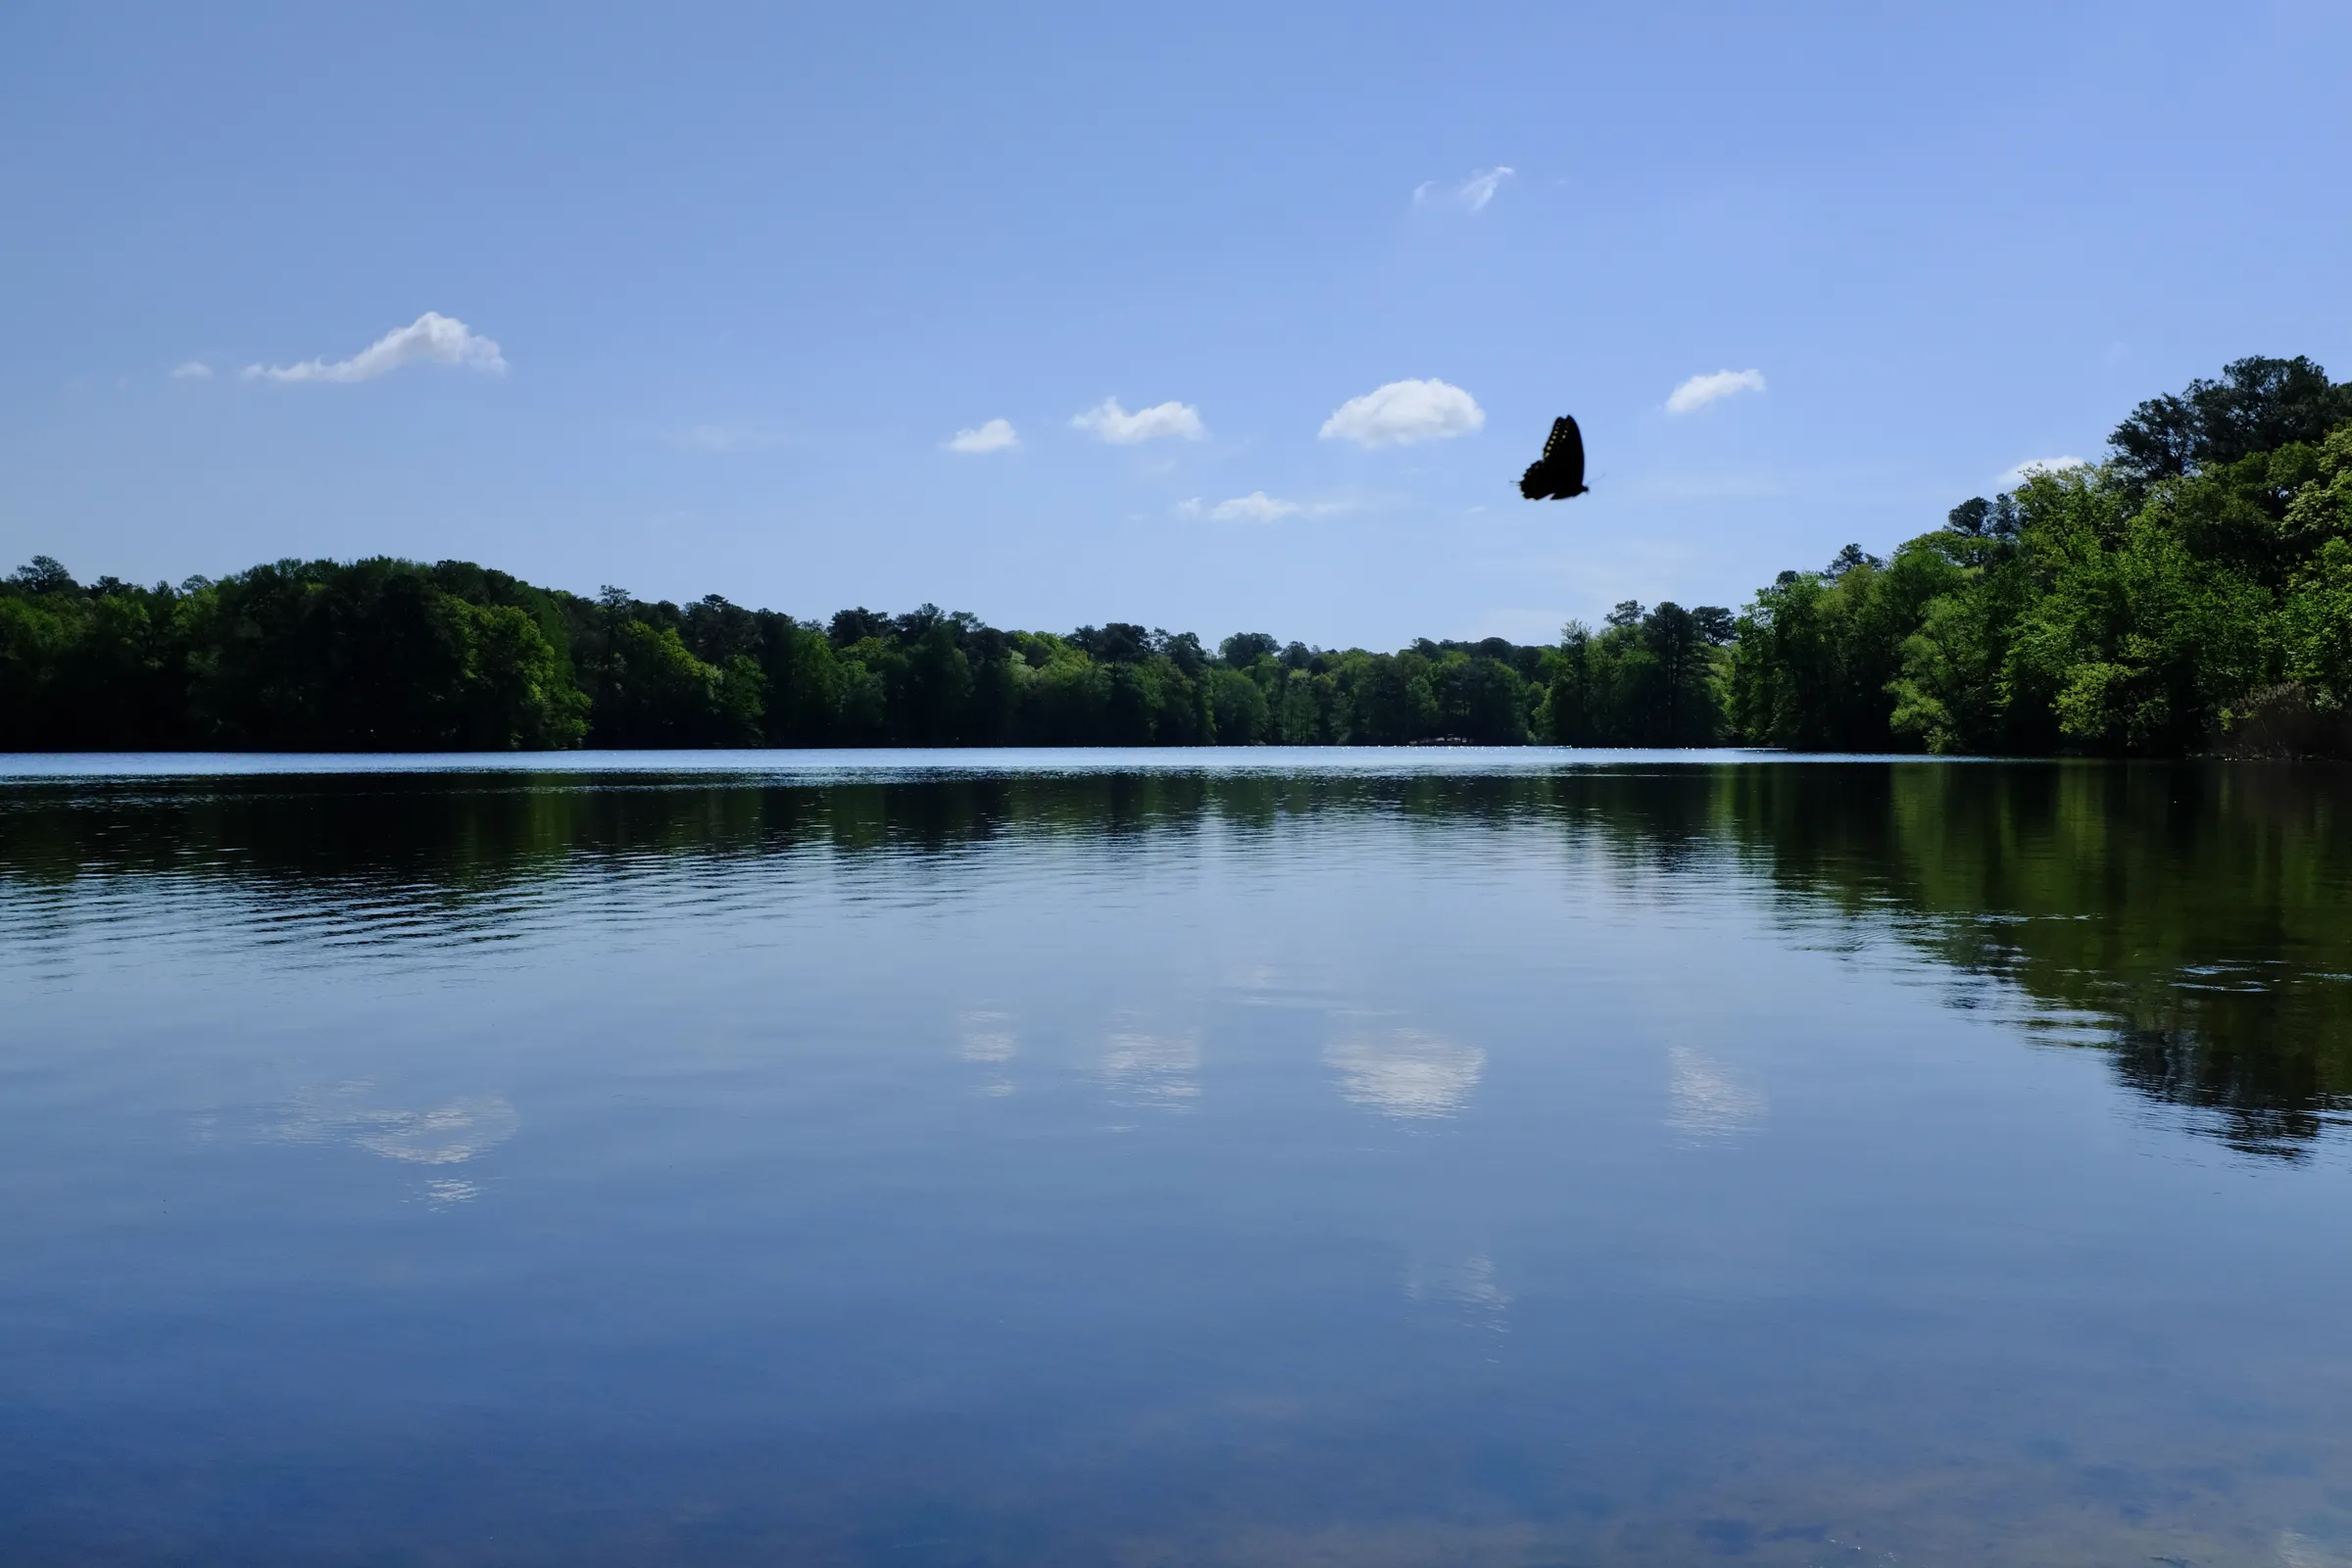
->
[1,556,589,751]
[1545,602,1735,746]
[464,601,594,750]
[1736,355,2352,757]
[1205,666,1270,744]
[1729,540,1966,751]
[599,622,749,747]
[2109,354,2352,490]
[0,557,1584,752]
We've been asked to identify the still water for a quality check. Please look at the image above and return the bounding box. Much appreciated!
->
[3,751,2350,1566]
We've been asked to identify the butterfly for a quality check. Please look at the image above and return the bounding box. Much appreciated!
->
[1519,416,1590,500]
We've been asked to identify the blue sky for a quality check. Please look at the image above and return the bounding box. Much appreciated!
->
[3,2,2347,648]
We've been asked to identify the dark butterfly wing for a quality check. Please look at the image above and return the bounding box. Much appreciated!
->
[1539,416,1573,464]
[1521,416,1589,500]
[1548,416,1586,493]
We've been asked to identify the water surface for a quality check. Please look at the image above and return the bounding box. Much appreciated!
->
[4,751,2350,1566]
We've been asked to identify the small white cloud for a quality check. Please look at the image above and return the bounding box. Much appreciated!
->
[946,417,1018,454]
[1179,492,1351,524]
[1997,455,2088,487]
[243,311,507,384]
[1210,491,1299,523]
[1414,166,1515,214]
[1665,368,1766,415]
[1070,397,1206,444]
[171,361,214,380]
[1320,378,1485,448]
[1456,167,1514,211]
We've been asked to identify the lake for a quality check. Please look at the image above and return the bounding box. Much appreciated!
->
[3,750,2349,1566]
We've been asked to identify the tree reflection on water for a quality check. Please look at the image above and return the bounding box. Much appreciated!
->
[4,757,2347,1155]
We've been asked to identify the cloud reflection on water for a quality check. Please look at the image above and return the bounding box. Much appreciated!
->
[2279,1530,2352,1568]
[267,1085,518,1202]
[1325,1028,1486,1119]
[957,1008,1018,1097]
[1666,1045,1767,1143]
[1404,1251,1512,1340]
[1404,1252,1510,1311]
[1100,1026,1201,1109]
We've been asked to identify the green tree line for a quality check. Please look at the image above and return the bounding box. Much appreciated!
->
[1731,354,2352,757]
[0,550,1738,751]
[6,353,2345,754]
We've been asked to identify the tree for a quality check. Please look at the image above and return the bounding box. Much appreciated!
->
[1070,622,1151,664]
[1732,541,1964,751]
[828,607,890,647]
[2110,355,2352,487]
[1825,543,1885,577]
[463,602,591,748]
[11,557,77,595]
[1220,631,1279,667]
[1206,667,1269,743]
[600,621,747,746]
[892,618,974,745]
[1346,654,1439,744]
[1428,654,1529,743]
[1544,624,1596,745]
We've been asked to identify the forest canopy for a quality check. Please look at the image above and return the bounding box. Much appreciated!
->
[1729,355,2352,758]
[0,552,1724,752]
[4,355,2347,756]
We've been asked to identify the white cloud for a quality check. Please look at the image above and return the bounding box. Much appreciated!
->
[1070,396,1206,444]
[1413,166,1515,214]
[1997,455,2088,487]
[243,311,507,384]
[171,361,213,380]
[1665,368,1766,414]
[1665,368,1768,416]
[1319,377,1485,448]
[946,417,1018,454]
[1212,492,1298,522]
[1177,492,1353,524]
